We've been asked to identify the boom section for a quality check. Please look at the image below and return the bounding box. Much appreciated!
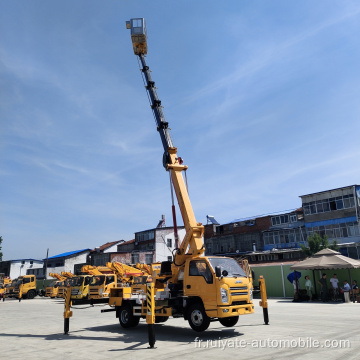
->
[127,18,205,266]
[138,54,174,164]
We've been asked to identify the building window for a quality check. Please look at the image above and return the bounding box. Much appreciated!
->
[307,221,360,239]
[271,215,290,226]
[264,229,305,247]
[167,256,172,262]
[167,239,172,248]
[135,230,155,242]
[145,254,153,264]
[131,253,139,264]
[303,194,355,215]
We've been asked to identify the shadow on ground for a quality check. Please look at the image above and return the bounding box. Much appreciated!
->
[0,319,265,350]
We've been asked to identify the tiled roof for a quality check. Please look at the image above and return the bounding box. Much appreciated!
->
[97,240,124,252]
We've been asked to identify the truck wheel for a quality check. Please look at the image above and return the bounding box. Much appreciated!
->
[27,290,35,299]
[119,303,140,328]
[219,316,239,327]
[187,303,210,332]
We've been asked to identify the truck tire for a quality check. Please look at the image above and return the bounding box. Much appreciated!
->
[27,290,36,299]
[187,303,210,332]
[219,316,239,327]
[119,303,140,328]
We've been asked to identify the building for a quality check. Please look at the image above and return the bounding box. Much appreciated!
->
[89,240,125,266]
[110,227,186,265]
[0,259,44,279]
[262,208,306,250]
[204,215,272,255]
[300,185,360,258]
[204,209,307,264]
[45,249,91,277]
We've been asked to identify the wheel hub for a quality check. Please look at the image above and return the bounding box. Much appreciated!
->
[121,310,129,324]
[191,309,203,326]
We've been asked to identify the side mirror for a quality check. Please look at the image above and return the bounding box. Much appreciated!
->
[222,270,228,277]
[215,266,222,278]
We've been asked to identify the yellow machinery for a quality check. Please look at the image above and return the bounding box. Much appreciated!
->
[106,19,269,346]
[106,262,145,283]
[0,275,11,299]
[81,265,116,301]
[3,278,17,300]
[135,263,161,278]
[83,263,152,301]
[63,262,149,332]
[57,272,74,298]
[45,273,66,298]
[70,274,92,301]
[13,275,38,300]
[64,18,268,343]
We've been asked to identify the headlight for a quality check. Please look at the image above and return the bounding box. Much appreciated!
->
[99,288,103,295]
[249,288,253,301]
[220,288,228,303]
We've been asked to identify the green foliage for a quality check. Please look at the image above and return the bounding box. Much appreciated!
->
[300,233,338,257]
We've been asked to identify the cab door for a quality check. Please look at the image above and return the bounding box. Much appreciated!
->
[184,259,217,311]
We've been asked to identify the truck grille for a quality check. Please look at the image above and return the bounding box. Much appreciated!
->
[230,286,248,296]
[232,301,248,306]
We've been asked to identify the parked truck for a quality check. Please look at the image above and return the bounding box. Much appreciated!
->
[70,275,93,302]
[104,18,268,341]
[64,18,268,344]
[0,274,11,299]
[57,272,75,298]
[13,275,38,300]
[81,265,116,301]
[45,273,66,298]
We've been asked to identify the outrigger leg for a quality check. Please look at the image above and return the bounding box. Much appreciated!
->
[259,276,269,325]
[146,283,156,348]
[63,287,73,334]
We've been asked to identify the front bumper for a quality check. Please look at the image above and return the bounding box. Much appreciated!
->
[206,303,255,318]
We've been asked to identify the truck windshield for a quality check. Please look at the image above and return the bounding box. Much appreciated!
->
[208,258,247,278]
[72,277,84,287]
[90,276,105,286]
[65,278,74,286]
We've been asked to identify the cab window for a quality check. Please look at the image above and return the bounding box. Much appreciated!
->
[189,260,213,284]
[106,276,115,285]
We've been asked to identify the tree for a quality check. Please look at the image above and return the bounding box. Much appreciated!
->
[300,233,338,257]
[0,236,3,261]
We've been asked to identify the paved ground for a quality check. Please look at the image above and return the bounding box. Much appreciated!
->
[0,297,359,360]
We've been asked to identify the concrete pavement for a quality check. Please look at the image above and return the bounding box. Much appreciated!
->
[0,297,359,359]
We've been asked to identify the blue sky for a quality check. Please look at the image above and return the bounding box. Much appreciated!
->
[1,1,359,260]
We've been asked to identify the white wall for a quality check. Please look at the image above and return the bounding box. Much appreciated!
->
[155,228,186,262]
[65,252,89,273]
[46,251,90,277]
[9,260,43,279]
[103,242,124,253]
